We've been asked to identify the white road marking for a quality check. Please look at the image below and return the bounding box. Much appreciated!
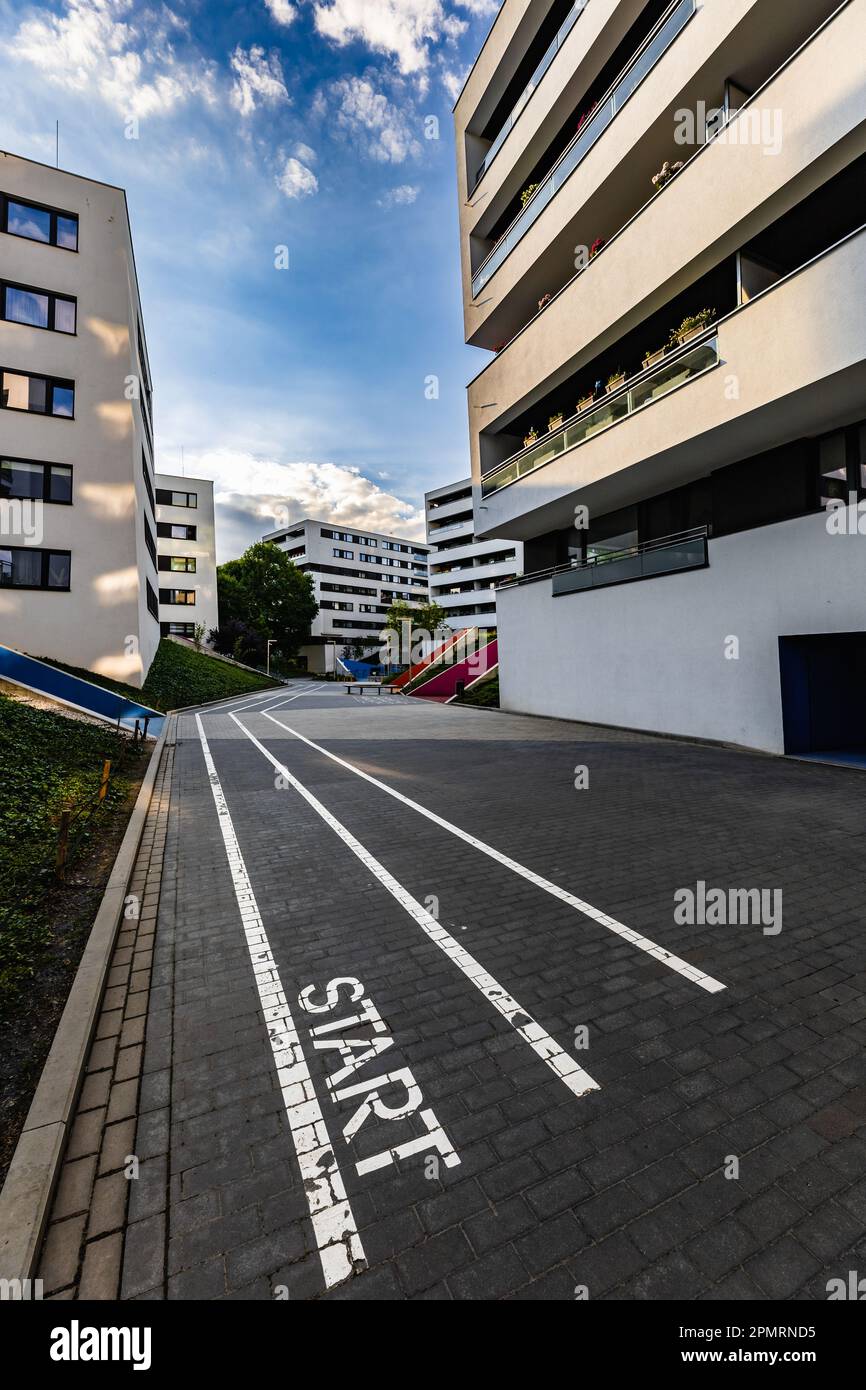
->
[260,702,727,994]
[194,713,367,1289]
[230,711,600,1099]
[197,683,321,718]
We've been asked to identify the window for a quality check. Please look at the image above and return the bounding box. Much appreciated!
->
[141,452,156,518]
[158,556,196,573]
[146,579,158,620]
[161,621,195,637]
[159,588,195,605]
[332,548,354,559]
[1,457,72,503]
[1,369,74,416]
[157,522,197,541]
[0,546,70,588]
[2,282,76,333]
[2,195,79,251]
[156,489,197,508]
[143,516,157,568]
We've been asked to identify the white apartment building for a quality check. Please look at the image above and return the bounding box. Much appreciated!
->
[263,518,429,667]
[455,0,866,756]
[155,473,218,640]
[425,476,523,629]
[0,150,160,686]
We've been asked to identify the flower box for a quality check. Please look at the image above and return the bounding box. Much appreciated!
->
[605,373,626,393]
[548,413,564,432]
[642,347,666,370]
[577,394,595,413]
[523,431,538,448]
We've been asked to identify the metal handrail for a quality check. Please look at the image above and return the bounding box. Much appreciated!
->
[498,527,709,590]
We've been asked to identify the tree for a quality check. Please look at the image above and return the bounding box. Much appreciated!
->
[385,599,449,638]
[214,542,318,662]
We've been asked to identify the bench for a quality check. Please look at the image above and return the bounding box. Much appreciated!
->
[345,683,401,695]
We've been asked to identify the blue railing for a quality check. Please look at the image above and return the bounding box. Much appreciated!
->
[473,0,591,189]
[472,0,695,296]
[0,644,164,736]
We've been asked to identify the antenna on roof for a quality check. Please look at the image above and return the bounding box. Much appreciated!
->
[55,120,59,169]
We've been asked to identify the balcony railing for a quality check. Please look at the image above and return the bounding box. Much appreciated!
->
[500,528,709,596]
[471,0,695,297]
[481,334,719,497]
[472,0,590,190]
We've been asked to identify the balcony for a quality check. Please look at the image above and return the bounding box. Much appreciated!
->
[482,333,719,496]
[471,0,695,297]
[501,526,708,595]
[472,0,591,191]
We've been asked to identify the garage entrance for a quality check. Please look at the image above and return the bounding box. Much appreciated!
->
[779,634,866,763]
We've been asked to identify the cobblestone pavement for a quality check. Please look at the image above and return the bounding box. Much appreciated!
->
[39,682,866,1300]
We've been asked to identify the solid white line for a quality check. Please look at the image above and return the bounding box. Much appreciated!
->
[194,713,367,1289]
[197,683,315,718]
[260,702,726,994]
[230,711,600,1099]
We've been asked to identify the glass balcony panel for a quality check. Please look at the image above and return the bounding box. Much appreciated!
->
[481,337,719,497]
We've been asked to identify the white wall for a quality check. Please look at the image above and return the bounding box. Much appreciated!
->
[498,511,866,753]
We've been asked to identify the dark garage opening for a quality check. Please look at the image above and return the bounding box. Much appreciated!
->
[779,634,866,764]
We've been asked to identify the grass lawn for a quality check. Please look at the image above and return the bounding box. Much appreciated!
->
[40,638,279,713]
[0,694,146,1008]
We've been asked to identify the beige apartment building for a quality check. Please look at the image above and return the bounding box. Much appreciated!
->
[155,473,219,640]
[0,151,159,686]
[455,0,866,756]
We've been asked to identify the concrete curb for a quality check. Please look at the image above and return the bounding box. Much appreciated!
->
[0,714,175,1285]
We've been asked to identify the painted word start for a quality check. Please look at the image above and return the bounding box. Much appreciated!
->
[299,976,461,1178]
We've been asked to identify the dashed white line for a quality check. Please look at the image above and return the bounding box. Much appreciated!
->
[194,713,366,1289]
[230,710,600,1100]
[260,702,726,994]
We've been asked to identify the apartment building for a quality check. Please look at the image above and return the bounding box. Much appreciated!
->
[426,476,523,629]
[263,518,429,668]
[455,0,866,755]
[0,151,160,686]
[155,473,218,640]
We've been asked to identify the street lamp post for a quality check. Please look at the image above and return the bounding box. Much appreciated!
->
[266,640,276,676]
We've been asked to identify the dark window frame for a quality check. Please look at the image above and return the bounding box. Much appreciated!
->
[1,278,77,334]
[159,587,196,605]
[0,366,75,418]
[157,522,197,541]
[1,192,79,252]
[0,544,71,590]
[0,455,73,504]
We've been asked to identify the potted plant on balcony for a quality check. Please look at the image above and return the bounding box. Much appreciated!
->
[548,411,564,432]
[589,237,606,259]
[605,369,626,393]
[672,308,715,346]
[652,159,684,192]
[642,344,667,370]
[577,390,595,412]
[537,292,552,312]
[523,426,539,447]
[520,183,539,208]
[576,102,598,137]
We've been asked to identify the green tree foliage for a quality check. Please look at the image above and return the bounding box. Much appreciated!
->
[385,599,449,637]
[216,542,318,661]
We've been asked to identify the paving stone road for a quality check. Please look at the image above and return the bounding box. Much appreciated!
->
[40,682,866,1300]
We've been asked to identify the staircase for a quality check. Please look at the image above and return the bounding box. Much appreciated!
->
[406,632,498,702]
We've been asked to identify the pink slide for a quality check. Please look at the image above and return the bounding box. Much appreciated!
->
[407,637,498,702]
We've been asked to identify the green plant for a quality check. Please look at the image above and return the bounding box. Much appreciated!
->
[524,427,538,446]
[606,369,626,388]
[520,183,539,207]
[672,308,715,343]
[548,412,564,432]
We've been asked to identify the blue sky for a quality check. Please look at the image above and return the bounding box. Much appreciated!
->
[0,0,499,559]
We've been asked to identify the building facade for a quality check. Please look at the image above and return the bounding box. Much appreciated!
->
[425,476,522,629]
[0,151,160,686]
[155,473,218,640]
[263,518,429,666]
[454,0,866,755]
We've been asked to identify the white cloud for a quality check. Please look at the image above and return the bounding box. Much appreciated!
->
[276,154,319,199]
[329,76,420,163]
[177,451,425,561]
[455,0,500,15]
[264,0,297,25]
[378,183,419,207]
[313,0,444,75]
[440,65,468,102]
[230,45,289,117]
[294,141,317,164]
[13,0,215,117]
